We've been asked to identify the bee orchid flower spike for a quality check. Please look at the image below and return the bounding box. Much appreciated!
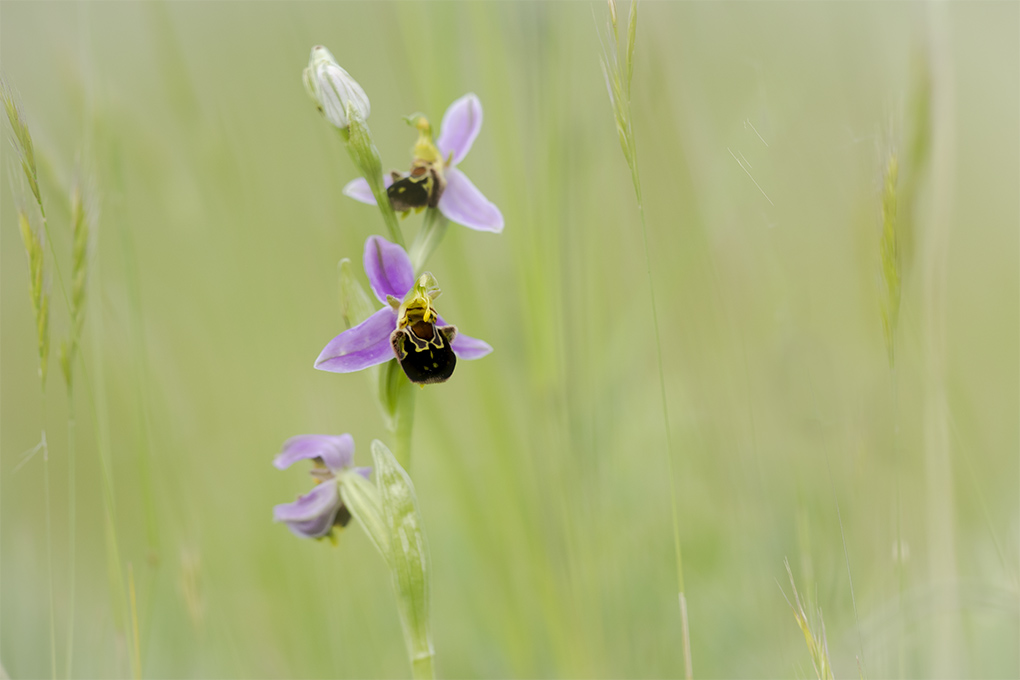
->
[343,94,504,233]
[315,235,492,384]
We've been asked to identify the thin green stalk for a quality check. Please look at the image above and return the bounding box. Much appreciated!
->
[65,395,77,679]
[391,372,418,471]
[824,453,866,675]
[63,178,90,680]
[120,223,159,559]
[599,3,691,675]
[128,563,142,680]
[342,119,404,248]
[891,369,906,678]
[83,255,133,669]
[42,395,56,680]
[635,194,691,680]
[409,208,449,273]
[922,5,961,674]
[412,653,434,680]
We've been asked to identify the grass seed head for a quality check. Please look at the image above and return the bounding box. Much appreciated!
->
[19,209,50,387]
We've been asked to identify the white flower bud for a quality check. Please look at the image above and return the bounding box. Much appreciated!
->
[303,45,370,129]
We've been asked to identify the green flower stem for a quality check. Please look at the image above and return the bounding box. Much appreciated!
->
[42,400,56,680]
[341,119,404,248]
[385,387,430,679]
[391,371,417,471]
[409,208,449,274]
[412,651,435,680]
[65,393,77,679]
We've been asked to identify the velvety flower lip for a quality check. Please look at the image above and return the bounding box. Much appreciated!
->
[342,94,504,233]
[273,433,370,539]
[315,236,492,374]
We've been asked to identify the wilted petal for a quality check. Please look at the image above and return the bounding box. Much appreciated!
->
[274,482,342,538]
[436,93,482,165]
[274,434,354,472]
[315,306,397,373]
[438,168,503,233]
[364,236,414,304]
[342,175,394,206]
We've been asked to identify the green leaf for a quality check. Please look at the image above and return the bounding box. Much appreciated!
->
[371,439,434,678]
[339,471,390,561]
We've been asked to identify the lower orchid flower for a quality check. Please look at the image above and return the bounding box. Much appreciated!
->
[272,434,370,540]
[342,94,504,233]
[315,235,492,384]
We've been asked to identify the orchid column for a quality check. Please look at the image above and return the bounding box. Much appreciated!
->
[272,45,503,679]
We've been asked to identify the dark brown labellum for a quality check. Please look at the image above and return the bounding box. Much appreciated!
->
[387,162,445,212]
[333,504,352,529]
[390,322,457,384]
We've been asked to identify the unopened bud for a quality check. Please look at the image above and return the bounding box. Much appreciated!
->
[303,45,370,129]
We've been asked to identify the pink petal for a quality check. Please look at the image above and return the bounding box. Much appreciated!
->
[438,168,504,233]
[273,481,340,522]
[436,93,483,166]
[273,482,342,538]
[342,174,395,206]
[314,307,397,373]
[435,314,493,360]
[273,434,354,472]
[451,333,493,360]
[363,236,414,304]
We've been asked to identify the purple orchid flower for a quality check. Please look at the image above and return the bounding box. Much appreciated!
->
[315,236,492,382]
[273,434,370,539]
[342,94,504,233]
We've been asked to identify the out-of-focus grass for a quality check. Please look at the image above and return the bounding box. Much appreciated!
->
[2,2,1017,678]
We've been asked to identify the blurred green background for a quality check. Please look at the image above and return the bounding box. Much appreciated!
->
[2,2,1017,678]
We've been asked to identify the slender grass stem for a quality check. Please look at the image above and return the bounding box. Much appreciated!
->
[83,275,132,665]
[890,368,906,678]
[923,6,961,674]
[65,395,77,679]
[120,224,159,559]
[599,3,691,674]
[635,195,691,680]
[41,394,57,680]
[128,563,142,680]
[824,453,866,675]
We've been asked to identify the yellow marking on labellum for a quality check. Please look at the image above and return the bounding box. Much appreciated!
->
[390,271,458,384]
[397,273,441,330]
